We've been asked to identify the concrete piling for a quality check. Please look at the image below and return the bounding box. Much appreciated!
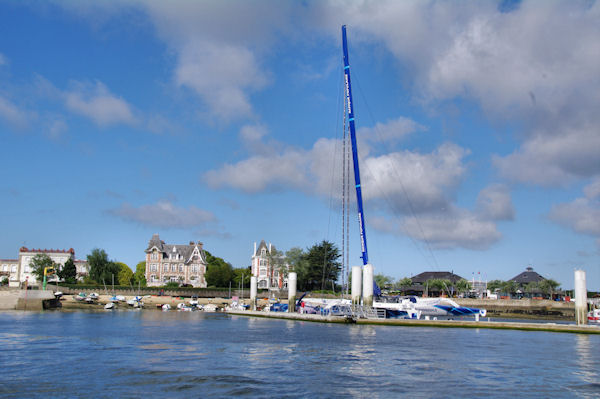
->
[574,269,587,325]
[288,272,297,313]
[362,264,374,307]
[352,266,362,305]
[250,276,257,311]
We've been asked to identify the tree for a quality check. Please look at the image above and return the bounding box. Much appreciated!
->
[539,279,560,300]
[501,280,518,297]
[454,279,472,297]
[487,279,504,293]
[426,279,451,296]
[233,267,251,288]
[115,262,134,286]
[394,277,412,294]
[134,261,146,287]
[87,248,120,284]
[286,247,309,290]
[374,274,393,289]
[58,258,77,284]
[300,240,341,291]
[29,254,56,282]
[204,251,234,287]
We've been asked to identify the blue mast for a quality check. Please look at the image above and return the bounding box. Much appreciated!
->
[342,25,368,266]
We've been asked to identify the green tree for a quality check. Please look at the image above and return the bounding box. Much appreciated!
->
[525,281,540,298]
[134,261,146,287]
[204,251,234,287]
[454,279,471,297]
[501,280,518,297]
[233,267,251,288]
[300,240,341,291]
[58,258,77,284]
[374,274,393,289]
[539,278,560,299]
[116,262,134,286]
[87,248,120,284]
[285,247,309,290]
[29,254,56,282]
[394,277,413,294]
[487,279,504,293]
[426,279,451,296]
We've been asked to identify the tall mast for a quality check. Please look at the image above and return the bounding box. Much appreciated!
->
[342,25,368,265]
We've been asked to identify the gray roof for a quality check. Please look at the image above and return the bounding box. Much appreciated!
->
[255,240,277,257]
[145,234,206,263]
[510,267,545,284]
[410,271,465,284]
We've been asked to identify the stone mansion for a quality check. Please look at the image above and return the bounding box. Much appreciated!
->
[144,234,208,288]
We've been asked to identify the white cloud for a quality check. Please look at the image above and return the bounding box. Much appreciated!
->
[0,96,30,129]
[64,80,137,127]
[359,116,425,144]
[476,183,515,221]
[109,200,216,229]
[204,149,310,193]
[549,178,600,243]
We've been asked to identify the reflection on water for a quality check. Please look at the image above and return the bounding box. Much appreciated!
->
[0,311,599,398]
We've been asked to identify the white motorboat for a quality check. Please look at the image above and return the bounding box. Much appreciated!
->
[161,304,171,311]
[104,302,115,310]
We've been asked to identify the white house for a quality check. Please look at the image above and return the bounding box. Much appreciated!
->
[251,240,288,290]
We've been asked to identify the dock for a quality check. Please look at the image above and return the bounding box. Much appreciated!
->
[227,310,600,335]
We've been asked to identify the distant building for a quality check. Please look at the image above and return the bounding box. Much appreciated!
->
[509,266,546,286]
[407,271,467,297]
[144,234,207,288]
[0,247,88,287]
[251,240,288,290]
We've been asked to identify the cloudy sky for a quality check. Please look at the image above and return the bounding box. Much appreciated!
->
[1,1,598,290]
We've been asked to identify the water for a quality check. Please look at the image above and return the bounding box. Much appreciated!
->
[0,310,599,398]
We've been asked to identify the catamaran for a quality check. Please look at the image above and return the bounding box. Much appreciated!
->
[340,25,485,320]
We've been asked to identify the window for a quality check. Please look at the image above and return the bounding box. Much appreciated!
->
[151,252,158,261]
[170,276,178,282]
[2,265,7,272]
[150,275,157,282]
[11,265,16,273]
[163,264,168,272]
[261,248,266,257]
[179,264,183,272]
[191,265,198,273]
[24,266,30,272]
[171,264,176,272]
[259,268,266,277]
[150,264,157,272]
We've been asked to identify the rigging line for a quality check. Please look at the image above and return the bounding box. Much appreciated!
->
[322,65,346,292]
[351,69,441,271]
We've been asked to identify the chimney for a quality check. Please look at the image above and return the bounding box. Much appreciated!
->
[197,242,203,250]
[189,241,194,246]
[254,242,257,255]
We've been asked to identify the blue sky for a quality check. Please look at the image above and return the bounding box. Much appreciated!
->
[1,1,599,290]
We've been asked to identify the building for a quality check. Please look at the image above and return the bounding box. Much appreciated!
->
[144,234,207,288]
[1,247,89,287]
[406,271,467,296]
[509,266,546,286]
[251,240,288,290]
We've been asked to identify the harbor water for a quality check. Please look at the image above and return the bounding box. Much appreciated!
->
[0,310,599,398]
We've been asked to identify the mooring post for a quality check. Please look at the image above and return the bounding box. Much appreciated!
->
[574,269,587,325]
[352,266,362,306]
[362,264,374,307]
[288,272,297,313]
[250,276,257,311]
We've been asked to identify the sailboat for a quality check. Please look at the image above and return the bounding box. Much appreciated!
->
[340,25,485,320]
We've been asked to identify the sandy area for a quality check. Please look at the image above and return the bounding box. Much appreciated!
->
[60,293,273,310]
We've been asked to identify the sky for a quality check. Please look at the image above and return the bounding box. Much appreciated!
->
[0,0,599,290]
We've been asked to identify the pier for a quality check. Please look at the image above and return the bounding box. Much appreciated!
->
[227,310,600,335]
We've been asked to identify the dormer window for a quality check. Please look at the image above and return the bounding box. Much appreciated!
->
[261,248,266,257]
